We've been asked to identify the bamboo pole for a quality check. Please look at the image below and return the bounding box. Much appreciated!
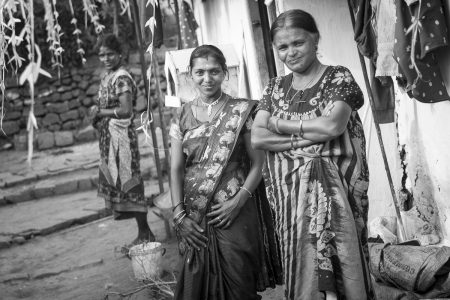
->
[346,0,407,241]
[130,0,164,193]
[151,53,171,176]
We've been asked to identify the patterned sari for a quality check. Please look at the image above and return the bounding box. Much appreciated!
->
[258,66,374,300]
[170,97,282,300]
[94,66,146,219]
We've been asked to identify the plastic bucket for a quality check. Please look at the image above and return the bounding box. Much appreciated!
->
[129,242,166,280]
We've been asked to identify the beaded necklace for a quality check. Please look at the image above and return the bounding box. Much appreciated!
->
[200,90,222,116]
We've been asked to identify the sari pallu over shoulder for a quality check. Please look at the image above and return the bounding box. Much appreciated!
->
[182,99,257,224]
[175,98,282,300]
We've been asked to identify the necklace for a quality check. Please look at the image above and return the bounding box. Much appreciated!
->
[195,94,228,123]
[200,91,222,116]
[284,65,323,105]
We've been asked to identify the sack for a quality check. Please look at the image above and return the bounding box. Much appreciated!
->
[369,216,398,244]
[369,243,450,293]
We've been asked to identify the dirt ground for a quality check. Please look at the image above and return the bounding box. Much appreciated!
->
[0,208,283,300]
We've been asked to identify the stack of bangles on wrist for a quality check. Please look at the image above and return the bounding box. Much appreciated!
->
[173,202,186,228]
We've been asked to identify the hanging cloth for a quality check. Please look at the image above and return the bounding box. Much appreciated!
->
[349,0,377,59]
[371,0,400,77]
[178,0,199,49]
[350,0,396,123]
[393,0,449,103]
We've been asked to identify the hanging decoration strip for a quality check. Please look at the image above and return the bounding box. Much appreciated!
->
[68,0,86,64]
[82,0,105,34]
[136,0,159,144]
[42,0,63,77]
[1,0,23,133]
[0,2,7,134]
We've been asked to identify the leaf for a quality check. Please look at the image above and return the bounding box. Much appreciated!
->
[39,68,52,79]
[19,63,33,85]
[27,111,38,130]
[146,43,153,54]
[145,17,156,30]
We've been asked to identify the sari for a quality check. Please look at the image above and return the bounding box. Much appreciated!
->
[258,66,374,299]
[170,96,282,300]
[94,66,146,219]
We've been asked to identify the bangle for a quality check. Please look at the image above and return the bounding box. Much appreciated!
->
[173,211,187,227]
[274,118,282,134]
[240,186,252,197]
[172,202,185,212]
[173,209,185,221]
[290,134,296,149]
[113,108,119,118]
[174,213,187,228]
[298,120,304,137]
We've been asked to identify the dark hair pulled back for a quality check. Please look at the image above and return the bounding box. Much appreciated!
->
[98,33,122,54]
[188,44,228,74]
[270,9,320,41]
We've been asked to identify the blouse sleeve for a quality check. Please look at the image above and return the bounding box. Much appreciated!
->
[114,74,135,96]
[324,66,364,111]
[256,79,274,114]
[240,114,254,135]
[169,106,185,141]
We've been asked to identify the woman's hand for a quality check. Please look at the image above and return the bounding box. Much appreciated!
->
[177,216,208,251]
[267,116,280,133]
[89,105,100,120]
[206,194,245,229]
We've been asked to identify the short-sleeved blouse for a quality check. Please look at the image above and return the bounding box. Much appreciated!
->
[97,67,137,110]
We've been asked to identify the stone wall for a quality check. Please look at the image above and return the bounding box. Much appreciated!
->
[1,50,168,151]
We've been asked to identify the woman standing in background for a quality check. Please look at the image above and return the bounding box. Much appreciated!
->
[90,34,154,247]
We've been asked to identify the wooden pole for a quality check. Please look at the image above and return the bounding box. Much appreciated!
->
[152,52,171,176]
[346,0,407,241]
[131,0,164,193]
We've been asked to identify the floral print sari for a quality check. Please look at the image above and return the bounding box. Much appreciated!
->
[170,97,282,300]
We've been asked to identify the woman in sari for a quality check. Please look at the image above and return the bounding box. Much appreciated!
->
[90,34,154,246]
[170,45,282,300]
[252,10,374,300]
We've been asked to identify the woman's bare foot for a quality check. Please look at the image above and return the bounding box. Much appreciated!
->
[136,230,156,243]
